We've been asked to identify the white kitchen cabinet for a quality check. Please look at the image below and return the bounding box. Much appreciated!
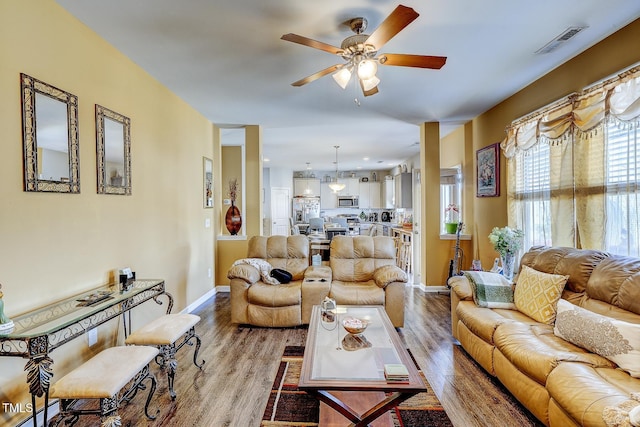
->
[320,183,337,209]
[382,178,394,209]
[336,178,360,196]
[358,181,381,208]
[294,178,321,197]
[394,173,412,208]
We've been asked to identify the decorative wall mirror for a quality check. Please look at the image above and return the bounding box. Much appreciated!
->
[96,105,131,195]
[21,73,80,193]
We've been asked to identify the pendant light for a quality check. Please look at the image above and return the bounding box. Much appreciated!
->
[328,146,346,193]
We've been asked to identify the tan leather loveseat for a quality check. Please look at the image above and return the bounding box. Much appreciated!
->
[228,235,331,327]
[449,246,640,426]
[328,235,407,327]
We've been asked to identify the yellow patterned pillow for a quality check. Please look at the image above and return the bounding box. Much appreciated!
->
[514,265,569,324]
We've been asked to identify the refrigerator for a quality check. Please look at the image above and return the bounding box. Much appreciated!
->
[293,196,320,224]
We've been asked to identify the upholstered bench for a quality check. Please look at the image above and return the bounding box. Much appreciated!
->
[125,313,204,399]
[49,346,159,427]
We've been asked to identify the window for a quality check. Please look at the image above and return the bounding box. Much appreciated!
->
[505,67,640,256]
[440,167,462,233]
[515,143,553,251]
[604,122,639,256]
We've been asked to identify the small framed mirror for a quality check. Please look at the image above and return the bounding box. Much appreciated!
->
[21,73,80,193]
[96,105,131,195]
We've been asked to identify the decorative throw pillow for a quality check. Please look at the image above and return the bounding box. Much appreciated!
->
[554,299,640,378]
[463,271,516,309]
[513,265,568,324]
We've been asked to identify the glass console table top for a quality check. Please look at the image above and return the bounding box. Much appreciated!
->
[0,280,164,339]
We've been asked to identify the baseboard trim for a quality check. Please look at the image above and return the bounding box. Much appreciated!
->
[182,287,219,313]
[419,284,450,294]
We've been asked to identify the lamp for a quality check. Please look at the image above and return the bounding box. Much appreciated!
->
[304,162,312,194]
[357,59,377,80]
[332,67,352,89]
[328,146,346,193]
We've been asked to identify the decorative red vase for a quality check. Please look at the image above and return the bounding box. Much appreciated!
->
[225,201,242,235]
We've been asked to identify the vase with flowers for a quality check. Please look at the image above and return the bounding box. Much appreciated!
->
[444,203,460,234]
[225,178,242,235]
[488,226,524,280]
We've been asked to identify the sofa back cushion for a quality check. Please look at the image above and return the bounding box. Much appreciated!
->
[520,246,609,293]
[247,235,309,280]
[586,255,640,316]
[330,235,396,282]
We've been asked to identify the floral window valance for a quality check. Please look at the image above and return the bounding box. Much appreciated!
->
[501,64,640,158]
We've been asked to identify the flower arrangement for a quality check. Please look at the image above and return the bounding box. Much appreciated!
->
[488,226,524,256]
[227,178,238,203]
[444,203,459,224]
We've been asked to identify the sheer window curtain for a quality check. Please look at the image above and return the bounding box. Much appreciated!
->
[502,65,640,254]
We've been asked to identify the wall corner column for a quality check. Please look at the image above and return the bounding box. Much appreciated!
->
[420,122,443,286]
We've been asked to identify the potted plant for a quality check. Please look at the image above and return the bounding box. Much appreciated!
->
[444,204,460,234]
[488,226,524,280]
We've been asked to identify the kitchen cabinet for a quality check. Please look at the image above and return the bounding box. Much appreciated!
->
[294,178,321,197]
[394,173,412,208]
[337,178,360,196]
[382,178,394,209]
[358,181,381,208]
[320,183,337,209]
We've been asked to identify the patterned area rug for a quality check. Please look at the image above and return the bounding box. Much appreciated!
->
[261,346,453,427]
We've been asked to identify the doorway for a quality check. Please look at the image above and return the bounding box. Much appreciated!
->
[271,187,290,236]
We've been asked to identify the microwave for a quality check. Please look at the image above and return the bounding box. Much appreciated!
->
[337,196,359,208]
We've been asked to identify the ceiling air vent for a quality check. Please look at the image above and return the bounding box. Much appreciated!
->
[535,26,588,54]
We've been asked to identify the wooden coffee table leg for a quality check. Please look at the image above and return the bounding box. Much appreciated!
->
[312,390,418,427]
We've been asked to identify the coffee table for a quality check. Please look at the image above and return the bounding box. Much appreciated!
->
[299,305,426,426]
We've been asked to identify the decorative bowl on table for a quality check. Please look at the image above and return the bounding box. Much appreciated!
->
[342,317,369,335]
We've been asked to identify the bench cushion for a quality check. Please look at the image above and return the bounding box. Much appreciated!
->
[125,314,200,346]
[51,346,159,399]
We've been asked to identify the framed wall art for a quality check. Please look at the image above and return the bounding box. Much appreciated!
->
[203,157,213,208]
[476,143,500,197]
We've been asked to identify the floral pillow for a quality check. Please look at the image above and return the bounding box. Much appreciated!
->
[554,299,640,378]
[513,265,568,324]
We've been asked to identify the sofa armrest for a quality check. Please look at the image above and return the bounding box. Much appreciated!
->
[304,265,332,282]
[373,265,408,289]
[448,275,473,301]
[227,264,260,285]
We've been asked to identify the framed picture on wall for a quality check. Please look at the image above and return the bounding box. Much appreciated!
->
[203,157,213,208]
[476,143,500,197]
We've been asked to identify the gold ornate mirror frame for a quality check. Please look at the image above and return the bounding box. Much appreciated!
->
[21,73,80,193]
[96,105,131,195]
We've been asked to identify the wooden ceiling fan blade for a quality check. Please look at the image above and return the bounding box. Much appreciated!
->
[379,53,447,69]
[365,5,419,50]
[291,64,343,87]
[281,33,342,55]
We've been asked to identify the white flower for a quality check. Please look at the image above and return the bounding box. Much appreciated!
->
[488,226,524,257]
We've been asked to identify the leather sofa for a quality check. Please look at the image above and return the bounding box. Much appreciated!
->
[449,246,640,426]
[227,235,407,328]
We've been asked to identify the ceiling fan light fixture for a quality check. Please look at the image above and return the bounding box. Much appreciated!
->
[361,75,380,91]
[357,59,378,80]
[332,67,352,89]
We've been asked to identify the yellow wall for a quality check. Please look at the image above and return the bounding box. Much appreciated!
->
[0,2,215,424]
[469,18,640,270]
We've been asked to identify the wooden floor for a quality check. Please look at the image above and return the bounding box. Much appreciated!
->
[64,287,543,427]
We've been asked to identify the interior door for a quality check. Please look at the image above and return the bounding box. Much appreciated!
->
[271,187,290,236]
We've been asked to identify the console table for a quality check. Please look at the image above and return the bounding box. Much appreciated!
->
[0,279,171,427]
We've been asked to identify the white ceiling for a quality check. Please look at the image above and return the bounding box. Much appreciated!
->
[56,0,640,172]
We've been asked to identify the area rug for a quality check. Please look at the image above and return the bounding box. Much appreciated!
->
[261,346,453,427]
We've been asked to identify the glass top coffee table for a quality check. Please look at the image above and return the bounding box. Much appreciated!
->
[299,305,426,426]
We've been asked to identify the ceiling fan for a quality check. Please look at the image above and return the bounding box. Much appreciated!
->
[281,4,447,97]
